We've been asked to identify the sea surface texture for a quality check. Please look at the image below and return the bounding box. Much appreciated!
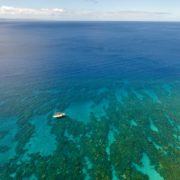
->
[0,21,180,179]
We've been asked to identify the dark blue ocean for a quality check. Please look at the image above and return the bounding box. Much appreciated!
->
[0,21,180,179]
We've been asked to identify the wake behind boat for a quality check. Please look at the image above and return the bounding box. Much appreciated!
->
[53,112,66,119]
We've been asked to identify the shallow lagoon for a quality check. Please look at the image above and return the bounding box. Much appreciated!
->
[0,21,180,179]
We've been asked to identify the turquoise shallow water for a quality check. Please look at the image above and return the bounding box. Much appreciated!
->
[0,21,180,179]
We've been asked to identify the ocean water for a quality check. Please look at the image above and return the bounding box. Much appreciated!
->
[0,21,180,179]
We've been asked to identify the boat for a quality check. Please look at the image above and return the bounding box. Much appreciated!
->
[53,112,66,119]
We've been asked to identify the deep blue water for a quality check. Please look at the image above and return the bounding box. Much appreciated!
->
[0,21,180,179]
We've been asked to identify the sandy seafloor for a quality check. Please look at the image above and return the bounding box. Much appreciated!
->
[0,21,180,179]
